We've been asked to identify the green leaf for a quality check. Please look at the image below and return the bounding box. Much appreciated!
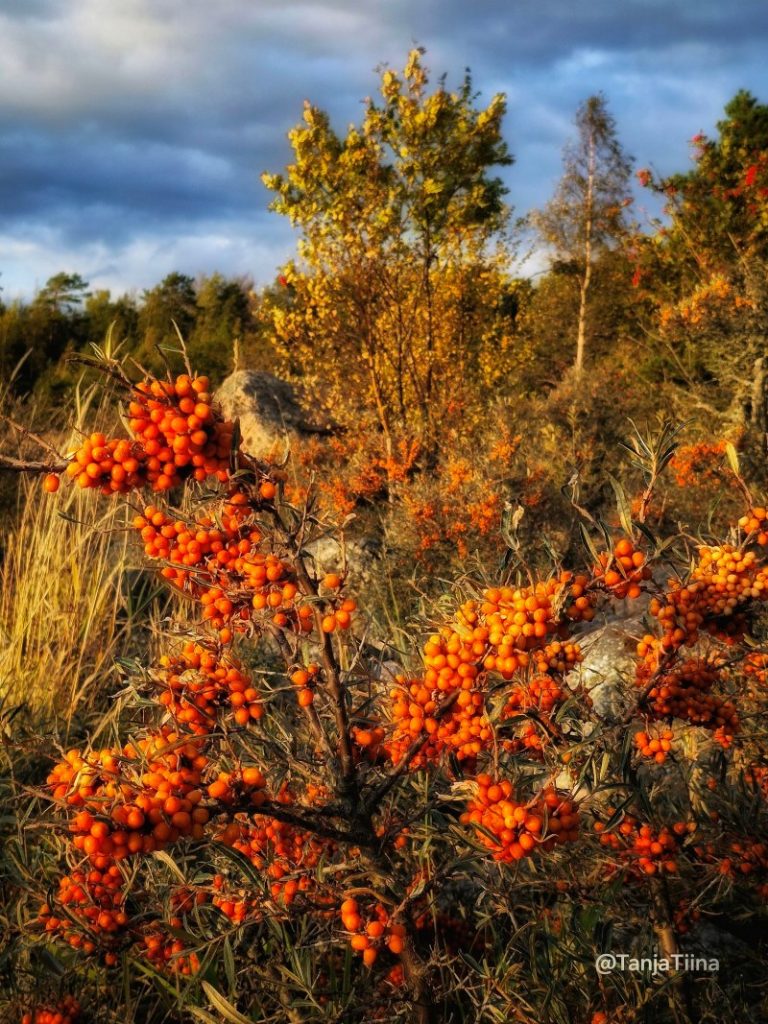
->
[202,981,254,1024]
[725,441,740,477]
[601,793,635,832]
[632,519,658,553]
[211,842,266,891]
[223,936,238,994]
[130,956,183,997]
[152,849,187,884]
[579,522,601,566]
[189,1010,223,1024]
[606,473,633,537]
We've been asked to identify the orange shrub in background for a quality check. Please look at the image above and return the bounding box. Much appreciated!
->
[5,361,768,1024]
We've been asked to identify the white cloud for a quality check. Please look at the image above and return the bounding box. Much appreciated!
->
[0,218,295,300]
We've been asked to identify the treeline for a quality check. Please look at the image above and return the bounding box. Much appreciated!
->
[0,271,281,398]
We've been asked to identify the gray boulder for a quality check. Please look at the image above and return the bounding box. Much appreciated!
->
[216,370,328,458]
[302,533,382,586]
[570,611,647,718]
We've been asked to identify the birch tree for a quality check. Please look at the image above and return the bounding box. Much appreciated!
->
[534,94,632,375]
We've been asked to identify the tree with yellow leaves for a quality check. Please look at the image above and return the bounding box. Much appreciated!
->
[261,49,522,455]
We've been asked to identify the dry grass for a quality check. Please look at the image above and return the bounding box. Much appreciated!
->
[0,380,160,726]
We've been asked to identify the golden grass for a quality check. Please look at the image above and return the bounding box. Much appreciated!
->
[0,379,158,726]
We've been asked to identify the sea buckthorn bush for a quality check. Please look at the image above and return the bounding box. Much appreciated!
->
[3,361,768,1024]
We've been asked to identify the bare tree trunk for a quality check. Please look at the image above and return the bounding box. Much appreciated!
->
[749,354,767,432]
[575,131,596,376]
[422,244,435,439]
[651,878,695,1023]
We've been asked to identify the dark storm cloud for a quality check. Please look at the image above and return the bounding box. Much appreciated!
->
[1,0,767,295]
[428,0,768,64]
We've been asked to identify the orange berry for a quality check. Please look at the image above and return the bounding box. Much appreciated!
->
[242,767,265,787]
[363,947,378,967]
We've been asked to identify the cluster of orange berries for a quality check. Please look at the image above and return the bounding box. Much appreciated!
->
[126,374,234,489]
[500,660,587,757]
[374,816,410,851]
[634,726,675,764]
[339,898,406,966]
[388,575,591,766]
[42,749,277,971]
[206,765,268,806]
[480,577,593,676]
[217,787,335,905]
[722,840,768,895]
[461,776,579,862]
[742,652,768,694]
[352,724,387,761]
[637,657,739,744]
[501,720,549,758]
[211,873,261,925]
[503,674,564,717]
[745,763,768,799]
[594,538,652,599]
[134,497,355,645]
[136,496,254,577]
[48,729,209,866]
[140,927,201,975]
[320,595,358,633]
[63,434,149,494]
[134,496,304,639]
[38,866,127,956]
[594,815,695,876]
[673,898,702,935]
[52,376,237,496]
[669,440,728,489]
[290,663,320,707]
[694,837,768,883]
[738,506,768,546]
[692,545,768,618]
[532,639,583,676]
[388,666,485,766]
[169,884,209,922]
[696,835,768,876]
[155,642,263,732]
[637,544,768,673]
[21,997,81,1024]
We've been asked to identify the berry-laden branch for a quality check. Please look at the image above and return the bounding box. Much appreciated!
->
[14,366,768,1023]
[0,453,67,476]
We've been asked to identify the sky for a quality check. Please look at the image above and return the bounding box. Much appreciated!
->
[1,0,768,300]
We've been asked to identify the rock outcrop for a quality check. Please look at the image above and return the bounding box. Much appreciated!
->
[216,370,328,457]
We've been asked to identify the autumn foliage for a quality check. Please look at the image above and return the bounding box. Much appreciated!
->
[0,355,766,1024]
